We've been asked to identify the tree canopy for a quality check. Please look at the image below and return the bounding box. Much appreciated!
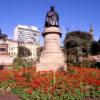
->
[63,31,93,66]
[64,31,93,55]
[17,46,32,58]
[91,40,100,55]
[36,47,43,62]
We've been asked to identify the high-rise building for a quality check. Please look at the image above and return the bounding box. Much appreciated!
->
[14,25,40,44]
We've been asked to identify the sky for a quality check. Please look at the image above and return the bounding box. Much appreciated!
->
[0,0,100,46]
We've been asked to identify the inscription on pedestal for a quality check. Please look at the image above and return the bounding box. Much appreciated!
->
[45,38,57,43]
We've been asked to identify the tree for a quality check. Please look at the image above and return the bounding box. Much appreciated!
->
[13,46,32,70]
[91,40,100,55]
[36,47,43,62]
[90,39,100,68]
[14,46,32,71]
[63,31,93,66]
[17,46,31,58]
[98,38,100,43]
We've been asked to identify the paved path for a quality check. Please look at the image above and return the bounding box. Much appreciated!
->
[0,92,20,100]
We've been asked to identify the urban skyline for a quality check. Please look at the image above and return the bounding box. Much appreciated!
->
[0,0,100,45]
[14,25,39,43]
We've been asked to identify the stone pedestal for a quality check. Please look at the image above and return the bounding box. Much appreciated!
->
[37,27,65,71]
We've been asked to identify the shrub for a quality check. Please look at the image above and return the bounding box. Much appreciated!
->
[13,57,24,69]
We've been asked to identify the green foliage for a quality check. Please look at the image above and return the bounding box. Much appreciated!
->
[80,59,94,68]
[27,60,34,67]
[28,89,97,100]
[13,45,35,69]
[36,47,43,62]
[67,67,76,75]
[17,46,31,58]
[11,87,30,100]
[13,57,34,69]
[13,57,24,69]
[23,72,32,82]
[91,40,100,55]
[30,90,51,100]
[0,67,100,100]
[63,31,93,66]
[66,55,79,66]
[0,80,16,91]
[84,87,100,99]
[89,87,100,97]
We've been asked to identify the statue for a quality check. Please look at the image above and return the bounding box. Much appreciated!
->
[45,6,59,27]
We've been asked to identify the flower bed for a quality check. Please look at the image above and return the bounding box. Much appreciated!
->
[0,66,100,100]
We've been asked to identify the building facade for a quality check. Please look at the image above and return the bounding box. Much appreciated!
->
[6,39,18,58]
[0,30,13,66]
[18,41,39,60]
[14,25,39,44]
[6,39,39,61]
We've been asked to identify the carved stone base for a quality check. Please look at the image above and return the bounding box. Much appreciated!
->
[37,27,66,72]
[37,50,65,71]
[37,63,66,71]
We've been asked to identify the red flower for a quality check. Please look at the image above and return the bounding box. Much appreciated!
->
[27,89,33,94]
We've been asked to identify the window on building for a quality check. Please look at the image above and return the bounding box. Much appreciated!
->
[0,48,6,51]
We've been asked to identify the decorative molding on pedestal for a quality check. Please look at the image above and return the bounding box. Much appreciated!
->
[37,27,66,71]
[42,27,62,37]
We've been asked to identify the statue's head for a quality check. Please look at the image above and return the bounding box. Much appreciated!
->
[50,6,55,11]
